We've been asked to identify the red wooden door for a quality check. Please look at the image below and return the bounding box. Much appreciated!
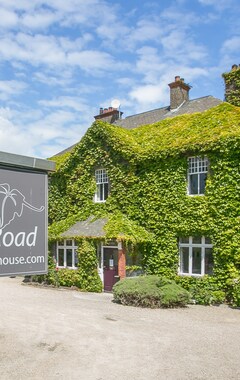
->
[103,247,118,291]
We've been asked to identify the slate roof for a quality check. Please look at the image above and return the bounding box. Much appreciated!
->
[54,143,77,156]
[53,95,222,157]
[61,216,107,238]
[114,96,222,129]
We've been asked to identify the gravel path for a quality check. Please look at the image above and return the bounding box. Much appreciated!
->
[0,276,240,380]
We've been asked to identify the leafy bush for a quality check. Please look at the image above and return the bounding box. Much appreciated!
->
[54,268,81,287]
[175,275,225,305]
[232,285,240,307]
[225,277,240,307]
[112,275,190,308]
[76,239,103,292]
[31,241,102,293]
[31,254,56,285]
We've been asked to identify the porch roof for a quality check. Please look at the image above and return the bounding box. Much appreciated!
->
[55,213,153,243]
[61,216,108,239]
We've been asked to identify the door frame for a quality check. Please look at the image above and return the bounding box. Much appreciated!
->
[98,241,118,289]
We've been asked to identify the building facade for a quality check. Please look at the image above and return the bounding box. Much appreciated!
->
[49,67,240,291]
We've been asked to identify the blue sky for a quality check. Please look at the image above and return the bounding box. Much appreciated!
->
[0,0,239,158]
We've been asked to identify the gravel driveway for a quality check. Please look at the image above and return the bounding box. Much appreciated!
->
[0,276,240,380]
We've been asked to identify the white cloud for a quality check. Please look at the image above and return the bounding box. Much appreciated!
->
[0,32,123,76]
[67,50,116,72]
[161,30,207,63]
[0,108,85,158]
[198,0,233,10]
[221,36,240,52]
[39,96,89,113]
[0,7,18,29]
[129,84,168,107]
[33,71,73,87]
[0,80,27,101]
[21,9,60,30]
[219,36,240,70]
[0,33,64,66]
[0,116,34,156]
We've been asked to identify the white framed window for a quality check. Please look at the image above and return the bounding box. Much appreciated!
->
[56,239,78,268]
[94,169,109,202]
[179,236,213,276]
[188,156,208,195]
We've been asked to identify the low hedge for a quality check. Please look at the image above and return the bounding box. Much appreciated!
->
[112,275,190,308]
[175,275,226,306]
[31,241,103,293]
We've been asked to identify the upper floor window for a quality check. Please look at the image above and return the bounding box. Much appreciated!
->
[94,169,109,203]
[188,156,208,195]
[179,236,213,276]
[56,239,78,268]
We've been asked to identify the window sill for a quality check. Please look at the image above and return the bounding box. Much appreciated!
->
[178,272,204,277]
[187,193,205,197]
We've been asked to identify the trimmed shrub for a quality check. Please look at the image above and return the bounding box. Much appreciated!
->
[112,275,190,308]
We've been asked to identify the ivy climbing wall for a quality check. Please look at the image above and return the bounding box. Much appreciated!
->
[223,66,240,107]
[49,102,240,289]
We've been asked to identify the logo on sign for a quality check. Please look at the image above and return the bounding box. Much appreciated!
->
[0,183,45,247]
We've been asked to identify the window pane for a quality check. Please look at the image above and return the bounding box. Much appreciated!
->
[188,157,198,174]
[181,247,189,273]
[199,173,207,194]
[189,174,198,194]
[192,247,201,274]
[180,237,189,244]
[205,237,212,244]
[104,183,109,200]
[99,183,104,201]
[102,171,108,183]
[58,240,64,246]
[95,169,108,183]
[74,250,78,267]
[205,248,213,275]
[95,169,109,202]
[198,157,208,173]
[58,249,64,266]
[66,249,73,267]
[192,237,201,244]
[66,240,72,246]
[96,183,101,201]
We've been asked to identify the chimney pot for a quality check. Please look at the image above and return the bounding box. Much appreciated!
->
[168,76,191,110]
[232,64,238,71]
[94,105,123,123]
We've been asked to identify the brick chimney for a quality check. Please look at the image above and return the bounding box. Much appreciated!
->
[94,107,123,123]
[168,76,191,110]
[222,64,240,105]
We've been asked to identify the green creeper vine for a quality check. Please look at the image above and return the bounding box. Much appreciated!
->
[222,66,240,107]
[48,103,240,302]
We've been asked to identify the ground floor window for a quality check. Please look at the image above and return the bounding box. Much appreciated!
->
[56,239,78,268]
[179,236,213,276]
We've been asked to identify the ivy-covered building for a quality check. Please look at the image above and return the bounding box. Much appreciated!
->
[49,66,240,292]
